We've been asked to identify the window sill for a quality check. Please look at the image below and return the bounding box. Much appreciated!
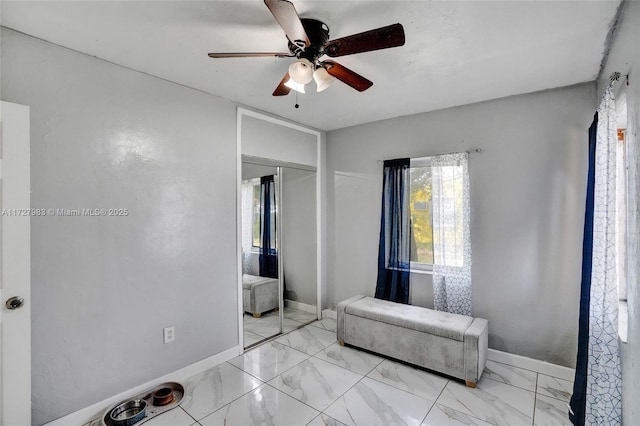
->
[385,265,432,275]
[250,247,277,251]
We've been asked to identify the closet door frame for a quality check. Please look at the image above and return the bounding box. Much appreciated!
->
[236,108,323,350]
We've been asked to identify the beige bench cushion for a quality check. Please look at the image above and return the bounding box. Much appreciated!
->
[344,296,473,341]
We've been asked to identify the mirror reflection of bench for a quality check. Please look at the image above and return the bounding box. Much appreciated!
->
[243,274,279,318]
[337,295,488,388]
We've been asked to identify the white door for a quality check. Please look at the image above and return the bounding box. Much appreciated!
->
[0,101,31,425]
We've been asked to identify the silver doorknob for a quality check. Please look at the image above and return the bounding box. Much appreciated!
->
[5,296,24,310]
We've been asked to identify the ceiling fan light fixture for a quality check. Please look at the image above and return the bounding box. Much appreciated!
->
[288,58,314,84]
[313,67,336,92]
[284,78,306,93]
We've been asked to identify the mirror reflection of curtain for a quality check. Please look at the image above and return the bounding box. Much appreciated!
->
[432,152,472,316]
[259,175,278,278]
[241,180,254,274]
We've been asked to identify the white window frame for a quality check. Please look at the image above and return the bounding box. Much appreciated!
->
[617,127,628,343]
[249,178,261,250]
[250,177,278,252]
[409,157,434,273]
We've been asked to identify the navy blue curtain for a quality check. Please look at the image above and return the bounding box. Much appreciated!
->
[569,112,598,425]
[259,175,278,278]
[375,158,411,304]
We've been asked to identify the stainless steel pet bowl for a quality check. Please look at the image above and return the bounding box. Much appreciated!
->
[109,399,147,426]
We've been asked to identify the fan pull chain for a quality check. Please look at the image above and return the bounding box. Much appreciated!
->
[294,90,300,109]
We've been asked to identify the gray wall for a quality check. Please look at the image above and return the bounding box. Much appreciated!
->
[598,1,640,421]
[1,29,238,425]
[242,115,318,167]
[282,168,317,306]
[326,83,596,367]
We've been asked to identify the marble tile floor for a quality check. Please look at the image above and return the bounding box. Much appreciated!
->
[243,307,319,348]
[93,318,575,426]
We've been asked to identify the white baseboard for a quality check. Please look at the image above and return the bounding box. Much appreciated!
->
[285,299,316,314]
[319,310,572,380]
[45,345,242,426]
[487,349,575,382]
[322,308,337,320]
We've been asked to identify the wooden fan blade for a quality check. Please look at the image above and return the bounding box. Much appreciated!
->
[323,60,373,92]
[264,0,310,47]
[208,52,293,58]
[273,72,292,96]
[324,23,405,57]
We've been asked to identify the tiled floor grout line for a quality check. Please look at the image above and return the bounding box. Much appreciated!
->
[186,319,573,425]
[488,358,573,382]
[243,330,285,348]
[305,414,320,426]
[198,352,328,422]
[265,336,370,422]
[532,372,540,426]
[188,363,268,423]
[242,309,312,334]
[481,374,537,392]
[193,377,271,423]
[307,336,379,424]
[178,405,199,424]
[487,358,542,375]
[235,336,373,424]
[224,359,269,382]
[423,377,451,424]
[226,345,314,383]
[317,372,368,424]
[242,308,319,345]
[260,381,325,419]
[537,392,573,403]
[432,381,499,426]
[308,340,385,377]
[362,373,439,403]
[361,355,385,376]
[308,352,443,425]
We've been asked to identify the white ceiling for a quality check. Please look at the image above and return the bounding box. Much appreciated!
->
[1,1,621,131]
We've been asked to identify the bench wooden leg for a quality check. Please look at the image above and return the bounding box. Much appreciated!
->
[338,340,345,346]
[253,313,261,318]
[465,380,477,388]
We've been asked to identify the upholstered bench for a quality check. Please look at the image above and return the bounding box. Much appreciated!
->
[337,295,488,387]
[243,274,279,318]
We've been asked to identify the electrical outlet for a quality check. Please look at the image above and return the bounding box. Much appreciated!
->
[163,326,175,344]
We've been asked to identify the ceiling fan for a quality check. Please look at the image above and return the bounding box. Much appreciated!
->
[208,0,405,96]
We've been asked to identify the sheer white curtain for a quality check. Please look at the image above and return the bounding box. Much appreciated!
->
[241,180,254,275]
[586,84,622,424]
[432,152,472,316]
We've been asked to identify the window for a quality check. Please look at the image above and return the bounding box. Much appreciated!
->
[251,182,261,247]
[616,127,627,302]
[616,92,628,342]
[409,157,466,271]
[250,178,277,250]
[409,159,434,267]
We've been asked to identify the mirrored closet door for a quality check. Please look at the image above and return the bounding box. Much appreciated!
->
[241,157,317,348]
[241,162,281,347]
